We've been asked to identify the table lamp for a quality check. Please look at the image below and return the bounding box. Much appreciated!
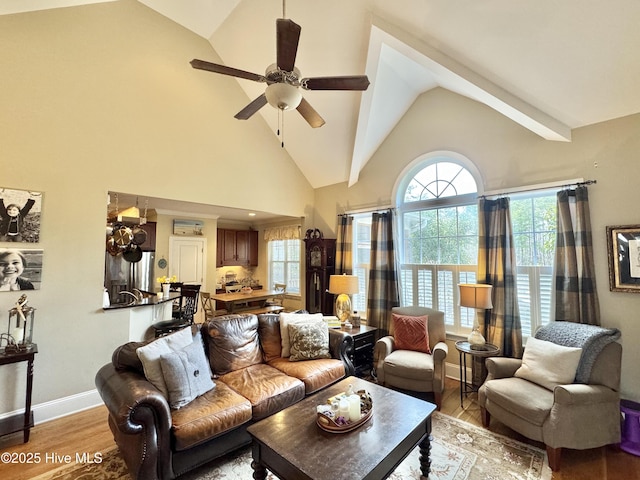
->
[328,274,359,325]
[459,283,493,348]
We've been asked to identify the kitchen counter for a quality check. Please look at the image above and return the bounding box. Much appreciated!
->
[103,292,181,310]
[104,291,180,341]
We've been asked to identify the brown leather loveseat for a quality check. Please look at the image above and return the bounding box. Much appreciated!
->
[95,313,354,480]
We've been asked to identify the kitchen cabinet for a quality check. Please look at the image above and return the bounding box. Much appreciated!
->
[217,229,258,267]
[138,222,156,252]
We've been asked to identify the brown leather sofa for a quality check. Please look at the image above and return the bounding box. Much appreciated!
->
[95,313,354,480]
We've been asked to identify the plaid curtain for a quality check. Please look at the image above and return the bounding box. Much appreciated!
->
[478,198,523,358]
[554,186,600,325]
[335,215,353,274]
[366,210,400,337]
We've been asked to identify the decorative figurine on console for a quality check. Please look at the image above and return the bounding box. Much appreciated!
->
[5,294,35,352]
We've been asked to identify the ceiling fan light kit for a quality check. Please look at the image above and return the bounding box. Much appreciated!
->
[190,4,369,129]
[265,82,302,110]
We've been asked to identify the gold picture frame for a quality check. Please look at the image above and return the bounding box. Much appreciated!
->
[606,224,640,292]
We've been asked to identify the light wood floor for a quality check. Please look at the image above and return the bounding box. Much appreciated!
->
[1,377,638,479]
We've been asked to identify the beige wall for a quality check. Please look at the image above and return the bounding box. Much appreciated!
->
[314,87,640,401]
[0,0,314,416]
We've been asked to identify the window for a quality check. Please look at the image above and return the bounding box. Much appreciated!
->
[510,192,557,335]
[268,239,301,294]
[397,156,480,335]
[395,152,558,338]
[351,214,372,315]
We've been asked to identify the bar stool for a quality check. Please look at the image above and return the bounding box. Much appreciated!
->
[153,284,200,337]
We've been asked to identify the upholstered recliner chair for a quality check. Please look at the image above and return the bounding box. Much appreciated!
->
[478,321,622,471]
[374,306,448,409]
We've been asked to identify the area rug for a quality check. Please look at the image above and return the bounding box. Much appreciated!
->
[32,412,551,480]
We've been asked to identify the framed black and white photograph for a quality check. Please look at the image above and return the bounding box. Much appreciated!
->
[0,187,43,243]
[0,248,43,291]
[606,224,640,292]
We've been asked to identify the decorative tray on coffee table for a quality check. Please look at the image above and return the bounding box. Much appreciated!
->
[316,389,373,433]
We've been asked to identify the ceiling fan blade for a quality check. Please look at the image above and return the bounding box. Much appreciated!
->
[302,75,370,91]
[296,98,325,128]
[234,94,268,120]
[190,59,265,83]
[276,18,301,72]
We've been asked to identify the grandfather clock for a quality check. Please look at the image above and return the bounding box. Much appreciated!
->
[304,229,336,315]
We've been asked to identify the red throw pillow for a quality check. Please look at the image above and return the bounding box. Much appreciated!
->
[392,314,431,354]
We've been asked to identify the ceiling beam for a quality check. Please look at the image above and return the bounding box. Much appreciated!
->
[349,16,572,187]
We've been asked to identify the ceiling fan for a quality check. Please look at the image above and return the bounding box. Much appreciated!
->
[190,3,369,128]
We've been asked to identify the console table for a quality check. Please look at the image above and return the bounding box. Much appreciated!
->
[0,344,38,443]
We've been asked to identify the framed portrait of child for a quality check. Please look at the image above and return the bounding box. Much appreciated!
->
[0,187,42,243]
[0,248,43,291]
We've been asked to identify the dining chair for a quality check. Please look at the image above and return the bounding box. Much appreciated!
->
[265,283,287,308]
[200,291,227,320]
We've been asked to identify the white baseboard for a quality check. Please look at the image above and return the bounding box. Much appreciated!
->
[445,361,469,382]
[0,389,103,425]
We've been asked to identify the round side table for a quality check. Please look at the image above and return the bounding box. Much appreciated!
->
[455,340,500,407]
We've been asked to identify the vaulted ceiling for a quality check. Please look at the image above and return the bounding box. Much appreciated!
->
[4,0,640,189]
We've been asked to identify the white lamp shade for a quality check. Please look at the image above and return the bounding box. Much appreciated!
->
[328,275,359,295]
[265,83,302,111]
[459,284,493,309]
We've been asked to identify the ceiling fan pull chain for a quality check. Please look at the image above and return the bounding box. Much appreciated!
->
[281,112,285,148]
[275,110,284,147]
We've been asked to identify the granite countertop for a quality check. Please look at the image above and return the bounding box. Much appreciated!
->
[103,291,181,310]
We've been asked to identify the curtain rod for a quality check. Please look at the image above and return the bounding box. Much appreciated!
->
[481,179,596,198]
[341,204,393,215]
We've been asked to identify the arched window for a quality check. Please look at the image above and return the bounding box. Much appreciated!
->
[394,151,556,337]
[403,161,478,202]
[395,152,482,333]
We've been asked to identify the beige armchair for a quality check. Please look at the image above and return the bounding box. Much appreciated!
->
[374,306,448,409]
[478,325,622,471]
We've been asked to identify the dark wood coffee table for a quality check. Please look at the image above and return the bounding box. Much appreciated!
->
[247,376,436,480]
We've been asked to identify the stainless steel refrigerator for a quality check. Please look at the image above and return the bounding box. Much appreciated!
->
[105,251,155,305]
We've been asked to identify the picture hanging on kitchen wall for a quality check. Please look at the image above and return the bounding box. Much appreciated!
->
[0,187,43,243]
[0,248,43,291]
[173,219,204,236]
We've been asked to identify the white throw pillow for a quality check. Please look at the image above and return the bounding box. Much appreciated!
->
[514,337,583,391]
[279,312,324,358]
[136,327,193,398]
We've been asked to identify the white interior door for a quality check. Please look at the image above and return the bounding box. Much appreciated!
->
[169,236,206,288]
